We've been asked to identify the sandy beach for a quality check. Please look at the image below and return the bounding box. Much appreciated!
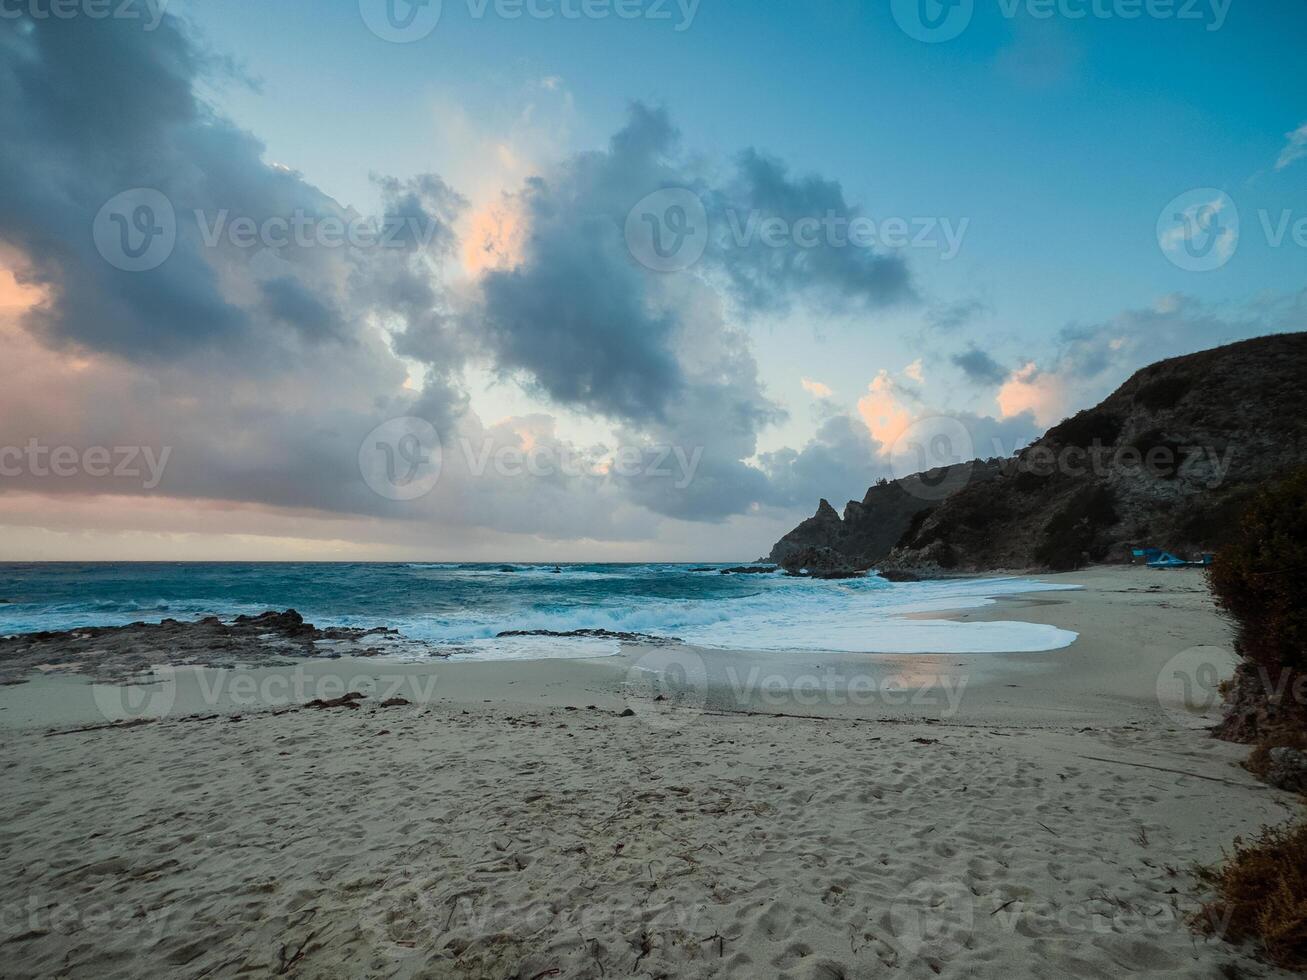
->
[1,567,1297,978]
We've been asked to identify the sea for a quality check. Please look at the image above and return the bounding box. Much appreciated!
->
[0,562,1078,660]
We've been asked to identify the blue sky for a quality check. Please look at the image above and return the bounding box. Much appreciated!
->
[184,0,1305,423]
[0,1,1303,558]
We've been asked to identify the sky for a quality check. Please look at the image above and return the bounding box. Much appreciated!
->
[0,0,1303,561]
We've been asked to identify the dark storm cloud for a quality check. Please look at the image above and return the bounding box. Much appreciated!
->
[0,13,462,369]
[475,205,685,421]
[453,103,921,520]
[259,276,342,340]
[757,414,885,510]
[713,149,915,313]
[950,345,1008,385]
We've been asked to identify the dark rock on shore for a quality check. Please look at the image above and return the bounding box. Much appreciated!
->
[1213,661,1307,744]
[0,611,423,685]
[306,691,366,710]
[875,569,922,582]
[495,628,682,644]
[1266,748,1307,793]
[718,565,778,575]
[779,546,866,579]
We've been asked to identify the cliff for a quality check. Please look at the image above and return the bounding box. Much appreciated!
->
[768,333,1307,573]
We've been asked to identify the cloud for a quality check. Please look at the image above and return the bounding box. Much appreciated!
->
[801,377,833,398]
[0,14,1025,551]
[903,359,924,383]
[996,362,1068,427]
[994,292,1306,428]
[857,371,915,456]
[757,413,883,509]
[711,148,915,313]
[926,297,989,332]
[950,345,1007,385]
[1275,121,1307,171]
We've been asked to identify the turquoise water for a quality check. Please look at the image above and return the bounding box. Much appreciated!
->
[0,562,1078,658]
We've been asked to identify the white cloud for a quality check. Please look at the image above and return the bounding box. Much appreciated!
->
[800,377,833,398]
[1275,121,1307,171]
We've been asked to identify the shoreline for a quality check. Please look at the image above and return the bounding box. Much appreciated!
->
[4,566,1298,978]
[0,566,1229,731]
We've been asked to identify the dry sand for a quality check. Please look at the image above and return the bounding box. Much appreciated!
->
[1,567,1299,978]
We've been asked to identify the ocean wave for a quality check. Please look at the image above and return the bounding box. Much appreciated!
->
[0,564,1079,659]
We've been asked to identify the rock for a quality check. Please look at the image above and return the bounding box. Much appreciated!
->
[876,568,921,582]
[718,565,778,575]
[305,692,366,710]
[1213,662,1307,743]
[1267,747,1307,793]
[495,628,682,644]
[779,546,866,580]
[378,697,411,708]
[618,708,636,717]
[0,610,412,686]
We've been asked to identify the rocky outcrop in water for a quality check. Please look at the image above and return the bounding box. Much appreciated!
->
[0,610,415,685]
[777,546,866,579]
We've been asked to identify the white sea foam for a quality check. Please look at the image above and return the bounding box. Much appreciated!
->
[384,576,1079,660]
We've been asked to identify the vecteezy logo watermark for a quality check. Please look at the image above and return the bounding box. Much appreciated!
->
[94,189,447,271]
[1156,188,1239,272]
[358,0,443,42]
[893,0,1230,42]
[891,0,975,42]
[359,0,699,41]
[0,0,171,30]
[0,440,172,490]
[887,416,976,501]
[623,646,709,728]
[359,417,444,501]
[625,188,710,272]
[194,209,443,251]
[890,877,976,957]
[91,665,177,723]
[1155,645,1237,727]
[92,188,176,272]
[625,188,969,272]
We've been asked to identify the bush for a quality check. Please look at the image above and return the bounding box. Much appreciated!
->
[1033,485,1118,571]
[1129,427,1185,479]
[1198,820,1307,970]
[1135,374,1193,411]
[1045,410,1124,450]
[1207,467,1307,672]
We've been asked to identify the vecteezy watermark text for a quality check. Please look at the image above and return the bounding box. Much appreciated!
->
[358,416,705,501]
[0,0,170,30]
[891,0,1230,44]
[357,0,699,43]
[92,188,447,272]
[625,187,969,272]
[0,440,171,490]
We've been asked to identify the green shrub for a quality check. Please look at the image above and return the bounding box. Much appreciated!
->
[1207,467,1307,672]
